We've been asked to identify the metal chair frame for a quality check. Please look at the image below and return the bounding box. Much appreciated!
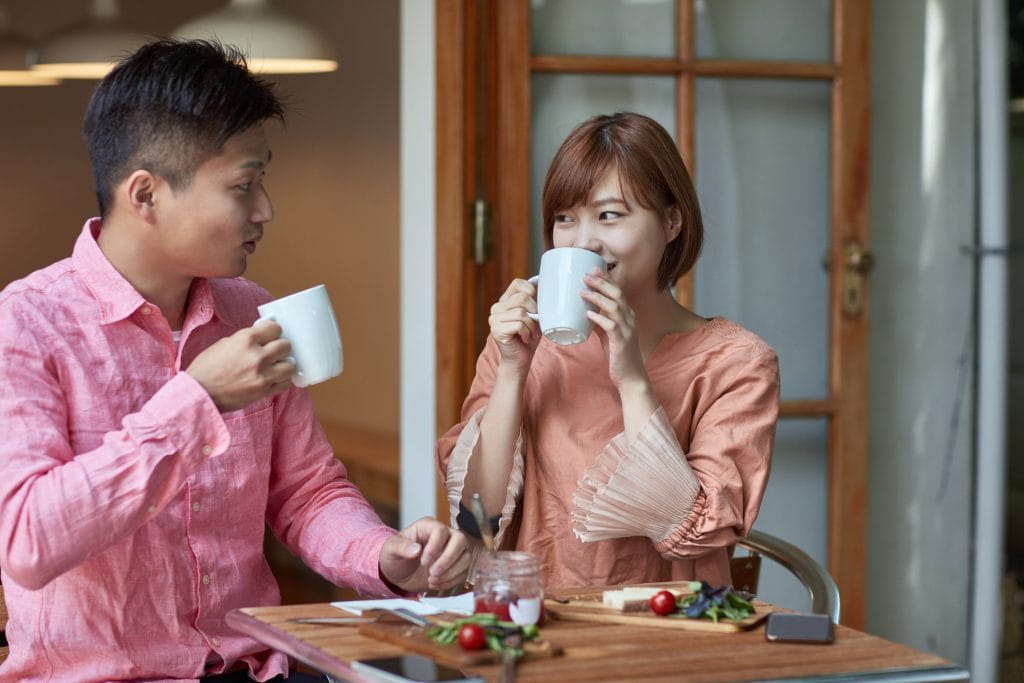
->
[735,528,841,623]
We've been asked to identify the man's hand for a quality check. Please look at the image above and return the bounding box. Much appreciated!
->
[186,320,295,412]
[379,518,471,593]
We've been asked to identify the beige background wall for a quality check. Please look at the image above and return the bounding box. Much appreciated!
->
[0,1,400,441]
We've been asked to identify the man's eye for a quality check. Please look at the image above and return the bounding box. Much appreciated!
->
[237,182,253,192]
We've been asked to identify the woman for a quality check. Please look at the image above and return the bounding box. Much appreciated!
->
[437,112,779,589]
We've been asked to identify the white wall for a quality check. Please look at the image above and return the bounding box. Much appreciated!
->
[868,0,975,666]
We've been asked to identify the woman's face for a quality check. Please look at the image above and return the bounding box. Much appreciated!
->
[550,165,679,298]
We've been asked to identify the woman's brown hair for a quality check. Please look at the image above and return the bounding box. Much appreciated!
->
[541,112,703,290]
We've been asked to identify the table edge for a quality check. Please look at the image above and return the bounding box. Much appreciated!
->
[225,607,361,680]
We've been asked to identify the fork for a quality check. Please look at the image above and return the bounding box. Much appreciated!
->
[500,632,522,683]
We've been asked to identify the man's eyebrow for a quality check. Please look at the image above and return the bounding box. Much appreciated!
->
[239,150,272,170]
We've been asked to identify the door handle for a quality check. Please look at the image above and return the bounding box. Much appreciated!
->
[841,240,873,317]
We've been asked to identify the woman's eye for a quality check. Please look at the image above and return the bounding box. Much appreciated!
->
[554,214,573,225]
[599,211,621,220]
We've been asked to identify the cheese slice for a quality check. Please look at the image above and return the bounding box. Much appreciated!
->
[601,587,682,612]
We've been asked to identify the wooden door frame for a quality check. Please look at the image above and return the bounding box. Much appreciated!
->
[436,0,871,628]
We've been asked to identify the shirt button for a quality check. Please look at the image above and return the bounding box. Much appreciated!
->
[192,502,200,512]
[202,574,211,585]
[147,505,156,514]
[201,444,213,456]
[140,305,152,315]
[212,636,221,646]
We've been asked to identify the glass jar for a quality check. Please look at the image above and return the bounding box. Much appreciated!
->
[473,551,544,625]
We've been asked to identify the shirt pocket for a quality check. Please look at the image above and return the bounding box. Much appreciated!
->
[220,398,274,495]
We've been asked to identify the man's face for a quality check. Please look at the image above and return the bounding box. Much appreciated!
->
[154,124,273,280]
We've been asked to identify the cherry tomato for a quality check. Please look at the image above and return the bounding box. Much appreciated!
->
[457,622,487,650]
[649,590,677,616]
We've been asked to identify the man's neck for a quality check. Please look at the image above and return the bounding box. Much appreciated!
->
[96,214,193,330]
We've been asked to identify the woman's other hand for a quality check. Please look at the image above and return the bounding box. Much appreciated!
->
[488,278,541,371]
[582,269,648,392]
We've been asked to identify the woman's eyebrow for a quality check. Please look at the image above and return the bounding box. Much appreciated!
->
[591,196,628,207]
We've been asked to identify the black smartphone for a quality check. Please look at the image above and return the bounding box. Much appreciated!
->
[764,612,834,644]
[350,654,484,683]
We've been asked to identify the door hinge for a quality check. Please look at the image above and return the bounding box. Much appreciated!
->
[473,198,491,265]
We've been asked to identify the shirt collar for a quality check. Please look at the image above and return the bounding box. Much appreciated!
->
[72,217,224,327]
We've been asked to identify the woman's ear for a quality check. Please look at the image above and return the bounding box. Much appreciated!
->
[665,206,683,242]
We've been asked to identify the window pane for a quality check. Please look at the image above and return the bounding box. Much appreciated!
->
[694,77,831,400]
[695,0,831,61]
[530,73,676,268]
[531,0,676,58]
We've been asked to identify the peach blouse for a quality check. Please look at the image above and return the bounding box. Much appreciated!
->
[437,317,779,590]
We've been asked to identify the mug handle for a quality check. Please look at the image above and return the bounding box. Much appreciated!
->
[526,275,540,321]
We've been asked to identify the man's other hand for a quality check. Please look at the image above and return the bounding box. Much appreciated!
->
[379,518,470,593]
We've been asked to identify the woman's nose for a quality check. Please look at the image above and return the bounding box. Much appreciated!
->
[574,237,603,254]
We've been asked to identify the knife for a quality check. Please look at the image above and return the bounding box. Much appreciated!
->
[288,616,376,625]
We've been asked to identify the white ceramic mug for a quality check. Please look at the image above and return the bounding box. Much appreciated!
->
[256,284,343,387]
[528,247,607,345]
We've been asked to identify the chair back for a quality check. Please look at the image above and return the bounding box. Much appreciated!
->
[733,529,841,623]
[1,577,8,662]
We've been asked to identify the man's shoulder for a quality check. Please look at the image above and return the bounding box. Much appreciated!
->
[0,258,78,313]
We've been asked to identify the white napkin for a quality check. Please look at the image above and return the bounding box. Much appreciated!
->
[332,592,474,617]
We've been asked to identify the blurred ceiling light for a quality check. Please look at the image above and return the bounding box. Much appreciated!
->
[172,0,337,75]
[0,7,58,86]
[29,0,147,79]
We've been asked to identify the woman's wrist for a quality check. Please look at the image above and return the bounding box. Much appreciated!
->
[617,375,657,407]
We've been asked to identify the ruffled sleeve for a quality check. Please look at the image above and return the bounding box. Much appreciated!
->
[436,337,525,546]
[572,406,700,543]
[441,407,525,546]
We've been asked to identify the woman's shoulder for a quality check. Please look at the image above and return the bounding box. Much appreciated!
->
[661,317,777,368]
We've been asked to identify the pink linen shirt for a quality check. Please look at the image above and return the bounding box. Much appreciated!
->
[0,219,398,682]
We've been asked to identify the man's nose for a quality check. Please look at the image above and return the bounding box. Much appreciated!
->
[253,185,274,224]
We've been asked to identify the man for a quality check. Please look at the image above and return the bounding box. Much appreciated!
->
[0,40,468,681]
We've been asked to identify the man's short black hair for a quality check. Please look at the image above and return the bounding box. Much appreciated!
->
[83,39,285,216]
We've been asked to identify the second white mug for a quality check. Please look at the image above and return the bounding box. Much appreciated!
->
[528,247,607,346]
[256,284,343,387]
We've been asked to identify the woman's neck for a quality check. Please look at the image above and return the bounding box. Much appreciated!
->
[631,286,707,359]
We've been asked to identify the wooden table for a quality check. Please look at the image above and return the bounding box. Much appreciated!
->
[227,587,969,682]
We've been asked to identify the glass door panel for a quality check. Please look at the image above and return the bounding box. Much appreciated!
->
[531,0,676,57]
[529,73,677,267]
[693,77,831,400]
[750,417,829,612]
[695,0,831,61]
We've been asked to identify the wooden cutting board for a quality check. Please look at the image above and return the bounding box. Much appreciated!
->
[544,587,770,633]
[357,612,563,668]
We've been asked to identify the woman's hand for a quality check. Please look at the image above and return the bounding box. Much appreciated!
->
[488,278,541,371]
[581,269,649,392]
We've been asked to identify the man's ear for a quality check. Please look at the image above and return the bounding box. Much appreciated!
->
[665,206,683,243]
[122,170,161,222]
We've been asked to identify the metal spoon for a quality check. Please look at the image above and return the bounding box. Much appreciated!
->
[471,493,496,554]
